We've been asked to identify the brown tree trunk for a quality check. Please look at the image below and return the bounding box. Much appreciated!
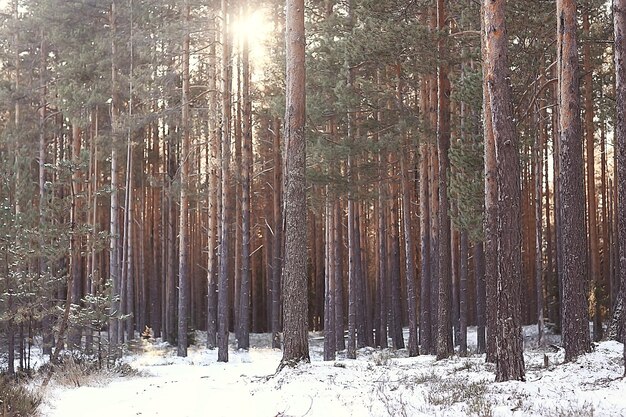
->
[419,78,432,354]
[459,230,468,355]
[400,142,419,357]
[582,9,602,342]
[324,188,336,360]
[481,2,497,364]
[475,242,486,353]
[177,0,191,357]
[613,0,626,374]
[206,12,219,349]
[218,0,232,363]
[238,12,252,349]
[280,0,310,368]
[557,0,591,361]
[436,0,452,361]
[109,0,122,351]
[535,80,546,345]
[484,0,525,382]
[377,146,389,349]
[271,117,283,349]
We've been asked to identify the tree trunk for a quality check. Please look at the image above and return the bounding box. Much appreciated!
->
[481,2,498,364]
[582,9,602,342]
[206,12,219,349]
[484,0,525,382]
[475,242,486,353]
[238,12,252,349]
[419,79,432,354]
[324,189,336,360]
[557,0,591,361]
[109,0,122,352]
[377,141,389,349]
[177,0,191,357]
[271,118,283,349]
[535,79,546,345]
[218,0,232,363]
[400,147,419,357]
[436,0,452,361]
[280,0,310,368]
[459,230,468,356]
[613,0,626,374]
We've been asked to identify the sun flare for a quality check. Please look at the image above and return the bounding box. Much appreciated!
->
[231,8,274,70]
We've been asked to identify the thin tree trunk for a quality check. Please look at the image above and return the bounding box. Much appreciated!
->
[271,118,282,349]
[377,147,389,349]
[419,80,432,354]
[535,81,546,345]
[613,0,626,374]
[177,0,191,357]
[324,188,336,360]
[109,0,122,352]
[459,230,468,356]
[583,9,602,342]
[400,147,419,356]
[436,0,453,360]
[238,11,252,349]
[475,242,486,353]
[335,200,346,351]
[481,2,497,364]
[206,12,219,349]
[218,0,232,363]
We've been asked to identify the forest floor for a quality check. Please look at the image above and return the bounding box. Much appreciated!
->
[36,326,626,417]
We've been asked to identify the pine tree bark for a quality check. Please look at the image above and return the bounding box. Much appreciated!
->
[271,118,283,349]
[217,0,232,363]
[535,80,546,345]
[613,0,626,374]
[280,0,310,368]
[459,230,468,356]
[206,12,219,349]
[400,147,419,357]
[582,9,602,342]
[436,0,453,361]
[324,188,336,360]
[377,145,389,349]
[556,0,591,362]
[109,0,122,351]
[177,0,191,357]
[238,13,252,349]
[388,172,405,350]
[481,2,498,364]
[475,242,486,353]
[419,78,432,354]
[483,0,525,382]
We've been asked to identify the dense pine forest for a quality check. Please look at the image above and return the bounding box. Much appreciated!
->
[1,0,625,396]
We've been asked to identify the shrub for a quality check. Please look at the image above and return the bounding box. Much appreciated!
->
[0,374,42,417]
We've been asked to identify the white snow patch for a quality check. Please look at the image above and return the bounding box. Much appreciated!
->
[38,327,625,417]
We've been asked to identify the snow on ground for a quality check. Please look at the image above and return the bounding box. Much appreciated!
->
[39,327,626,417]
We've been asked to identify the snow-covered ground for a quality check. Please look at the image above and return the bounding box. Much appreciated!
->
[38,327,626,417]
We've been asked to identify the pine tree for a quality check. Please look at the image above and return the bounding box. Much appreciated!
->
[280,0,310,369]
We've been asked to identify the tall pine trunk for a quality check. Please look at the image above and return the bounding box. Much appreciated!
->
[280,0,310,368]
[177,0,191,357]
[483,0,525,382]
[238,12,252,349]
[218,0,232,363]
[613,0,626,374]
[436,0,453,361]
[556,0,591,361]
